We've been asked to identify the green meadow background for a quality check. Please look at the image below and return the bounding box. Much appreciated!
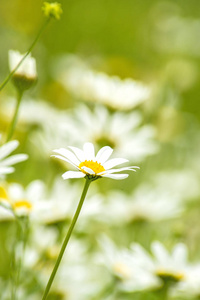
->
[0,0,200,299]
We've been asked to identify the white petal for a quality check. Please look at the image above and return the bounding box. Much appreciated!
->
[0,140,19,160]
[95,146,113,163]
[151,242,169,265]
[98,166,138,175]
[81,166,95,175]
[172,244,188,264]
[101,174,129,180]
[103,158,128,170]
[0,166,14,175]
[52,148,80,166]
[83,143,95,160]
[68,146,85,162]
[0,154,28,166]
[62,171,85,179]
[51,155,79,169]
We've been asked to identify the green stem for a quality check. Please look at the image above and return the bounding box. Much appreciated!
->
[0,18,50,92]
[154,284,169,300]
[15,216,30,299]
[6,89,23,142]
[42,178,91,300]
[11,215,22,300]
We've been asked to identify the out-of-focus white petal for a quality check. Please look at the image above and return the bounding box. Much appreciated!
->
[0,154,28,166]
[173,244,188,264]
[0,167,14,175]
[151,242,170,265]
[0,140,19,160]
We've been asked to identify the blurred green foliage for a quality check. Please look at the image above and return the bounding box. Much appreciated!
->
[0,0,200,299]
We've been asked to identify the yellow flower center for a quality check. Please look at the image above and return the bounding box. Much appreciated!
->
[0,186,8,200]
[113,262,131,280]
[12,200,32,211]
[79,160,105,174]
[42,2,63,20]
[156,269,185,282]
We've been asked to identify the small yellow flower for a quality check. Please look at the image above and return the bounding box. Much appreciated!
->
[42,2,62,20]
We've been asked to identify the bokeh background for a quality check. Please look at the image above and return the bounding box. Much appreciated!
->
[0,0,200,299]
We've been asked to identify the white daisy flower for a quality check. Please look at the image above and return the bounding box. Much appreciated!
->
[130,241,192,288]
[100,185,183,225]
[52,142,139,180]
[51,105,158,163]
[0,136,28,178]
[173,264,200,298]
[0,180,46,219]
[96,235,159,292]
[54,55,151,110]
[0,97,61,128]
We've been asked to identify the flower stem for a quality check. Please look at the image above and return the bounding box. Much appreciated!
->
[42,178,91,300]
[6,89,23,142]
[14,216,30,299]
[0,18,50,92]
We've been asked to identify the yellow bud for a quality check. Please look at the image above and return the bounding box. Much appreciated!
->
[42,2,63,20]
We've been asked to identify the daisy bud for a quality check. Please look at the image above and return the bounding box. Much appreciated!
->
[42,2,63,20]
[8,50,37,92]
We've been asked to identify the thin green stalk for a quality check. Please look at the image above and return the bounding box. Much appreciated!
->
[6,89,23,142]
[42,178,91,300]
[11,216,22,300]
[0,18,50,92]
[15,216,30,300]
[154,284,169,300]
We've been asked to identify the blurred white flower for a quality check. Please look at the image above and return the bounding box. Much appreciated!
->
[54,55,151,110]
[130,241,192,288]
[38,236,101,300]
[153,170,200,202]
[26,104,158,162]
[96,235,158,292]
[100,184,183,225]
[18,177,102,225]
[52,142,139,180]
[173,264,200,298]
[0,97,64,128]
[33,178,80,224]
[50,261,102,300]
[0,179,80,223]
[0,180,45,219]
[9,50,37,80]
[23,224,59,269]
[49,105,158,163]
[0,136,28,178]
